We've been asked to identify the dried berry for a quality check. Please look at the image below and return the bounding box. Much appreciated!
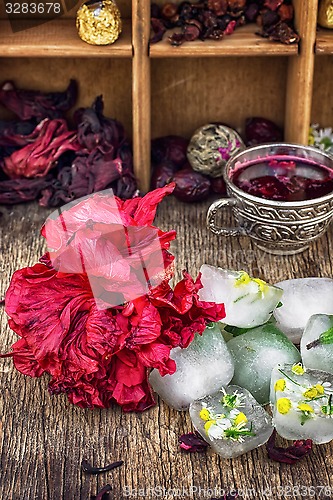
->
[278,3,293,22]
[245,117,283,145]
[184,19,202,40]
[151,2,161,18]
[244,3,260,22]
[173,168,211,202]
[227,0,246,13]
[207,0,228,16]
[151,160,178,190]
[151,135,189,167]
[264,0,284,11]
[260,8,280,27]
[161,2,178,19]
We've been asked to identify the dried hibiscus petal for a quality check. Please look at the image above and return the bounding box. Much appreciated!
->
[0,176,51,205]
[266,430,313,464]
[179,432,209,452]
[0,120,36,147]
[0,80,77,121]
[3,119,79,179]
[74,96,125,153]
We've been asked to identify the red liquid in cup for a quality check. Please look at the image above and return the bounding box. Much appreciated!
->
[231,156,333,202]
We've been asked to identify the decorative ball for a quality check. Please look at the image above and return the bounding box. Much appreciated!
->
[318,0,333,29]
[76,0,122,45]
[187,124,245,178]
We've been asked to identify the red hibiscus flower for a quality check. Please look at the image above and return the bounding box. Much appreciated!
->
[1,185,225,411]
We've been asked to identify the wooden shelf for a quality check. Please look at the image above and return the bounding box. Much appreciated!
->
[316,27,333,54]
[150,24,299,58]
[0,18,132,58]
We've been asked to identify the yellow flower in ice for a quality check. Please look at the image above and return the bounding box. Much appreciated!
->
[277,397,292,415]
[199,408,211,421]
[274,379,286,392]
[252,278,269,294]
[298,403,314,413]
[303,384,325,400]
[234,412,248,426]
[204,420,216,432]
[291,363,305,376]
[235,271,251,287]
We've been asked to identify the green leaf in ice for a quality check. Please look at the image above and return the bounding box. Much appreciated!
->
[306,326,333,350]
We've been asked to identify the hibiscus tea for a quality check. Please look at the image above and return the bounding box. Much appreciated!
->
[230,156,333,202]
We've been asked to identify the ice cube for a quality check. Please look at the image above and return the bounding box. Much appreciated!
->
[273,278,333,343]
[300,314,333,374]
[270,363,333,444]
[189,385,273,458]
[199,265,283,328]
[149,323,234,410]
[227,323,301,404]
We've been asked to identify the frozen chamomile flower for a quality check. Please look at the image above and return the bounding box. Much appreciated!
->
[309,123,333,154]
[234,271,269,297]
[220,387,245,409]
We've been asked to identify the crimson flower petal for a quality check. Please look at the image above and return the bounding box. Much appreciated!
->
[266,430,313,464]
[179,432,209,453]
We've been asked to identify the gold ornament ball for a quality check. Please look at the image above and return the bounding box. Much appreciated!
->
[318,0,333,29]
[76,0,122,45]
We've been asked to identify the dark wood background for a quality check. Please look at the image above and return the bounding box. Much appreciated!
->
[0,197,333,499]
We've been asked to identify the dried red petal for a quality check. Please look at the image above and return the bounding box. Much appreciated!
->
[0,80,77,121]
[266,430,313,464]
[179,432,209,452]
[3,119,79,179]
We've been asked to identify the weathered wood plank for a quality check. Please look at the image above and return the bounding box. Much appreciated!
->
[0,198,333,500]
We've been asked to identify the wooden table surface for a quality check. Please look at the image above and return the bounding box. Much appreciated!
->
[1,196,333,500]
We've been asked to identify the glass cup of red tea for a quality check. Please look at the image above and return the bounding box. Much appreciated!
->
[207,143,333,254]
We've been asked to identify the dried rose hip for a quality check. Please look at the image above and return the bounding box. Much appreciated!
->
[207,0,228,16]
[151,160,178,189]
[173,168,211,202]
[278,4,294,22]
[151,135,189,167]
[245,117,283,145]
[264,0,284,11]
[161,2,178,19]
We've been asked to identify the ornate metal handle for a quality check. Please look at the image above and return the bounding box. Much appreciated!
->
[206,198,245,236]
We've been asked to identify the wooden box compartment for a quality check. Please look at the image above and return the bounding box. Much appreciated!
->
[0,0,332,192]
